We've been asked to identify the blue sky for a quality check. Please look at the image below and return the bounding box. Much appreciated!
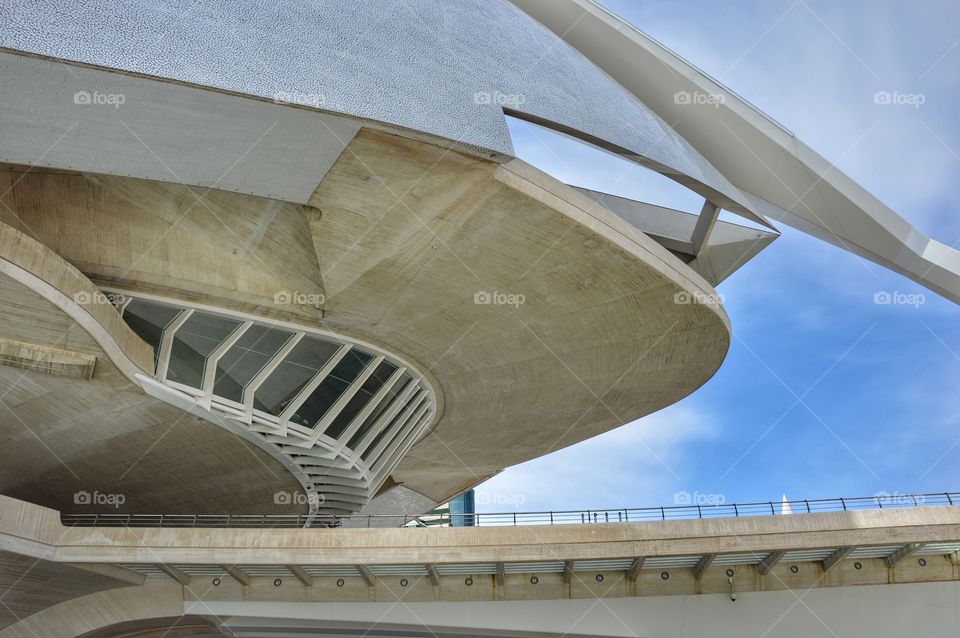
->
[476,0,960,513]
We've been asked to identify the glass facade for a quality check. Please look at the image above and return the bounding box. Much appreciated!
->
[213,325,294,403]
[116,296,433,474]
[166,313,243,388]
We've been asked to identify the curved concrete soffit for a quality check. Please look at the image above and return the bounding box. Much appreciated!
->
[0,221,153,381]
[509,0,960,305]
[0,224,443,515]
[0,583,184,638]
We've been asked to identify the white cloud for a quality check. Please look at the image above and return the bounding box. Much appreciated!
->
[475,404,720,512]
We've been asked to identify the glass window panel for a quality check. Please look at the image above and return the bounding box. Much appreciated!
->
[213,325,294,403]
[290,349,374,429]
[166,313,242,389]
[121,299,183,367]
[253,337,340,416]
[361,394,424,461]
[346,373,411,450]
[324,360,398,440]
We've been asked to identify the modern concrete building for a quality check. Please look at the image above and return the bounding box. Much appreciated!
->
[0,0,958,636]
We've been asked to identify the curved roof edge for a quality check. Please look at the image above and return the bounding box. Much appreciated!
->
[511,0,960,304]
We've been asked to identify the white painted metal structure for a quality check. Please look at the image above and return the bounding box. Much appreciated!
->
[111,292,438,517]
[512,0,960,305]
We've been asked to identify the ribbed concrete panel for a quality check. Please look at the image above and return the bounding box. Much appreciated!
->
[713,553,763,565]
[573,559,635,571]
[368,565,428,576]
[302,565,359,577]
[849,546,902,559]
[436,564,498,575]
[916,543,960,555]
[503,562,565,574]
[644,556,701,569]
[782,549,836,562]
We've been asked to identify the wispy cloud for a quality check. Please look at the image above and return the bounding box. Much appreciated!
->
[476,405,720,512]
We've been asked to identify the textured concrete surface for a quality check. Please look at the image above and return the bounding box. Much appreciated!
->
[2,496,960,636]
[0,52,361,203]
[0,0,752,213]
[0,222,304,515]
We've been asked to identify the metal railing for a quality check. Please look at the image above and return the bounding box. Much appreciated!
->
[59,491,959,529]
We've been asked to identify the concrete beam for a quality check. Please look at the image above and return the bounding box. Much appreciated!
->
[222,566,251,587]
[822,547,855,573]
[157,564,191,586]
[562,560,574,584]
[496,562,505,587]
[691,200,720,256]
[625,557,645,582]
[288,565,313,587]
[758,550,785,575]
[426,564,440,586]
[693,554,715,579]
[356,565,375,587]
[886,544,923,568]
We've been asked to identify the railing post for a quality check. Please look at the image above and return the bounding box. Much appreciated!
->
[697,505,702,519]
[733,503,739,517]
[624,509,628,522]
[550,511,554,524]
[660,507,665,520]
[912,495,918,506]
[947,492,954,505]
[769,501,774,515]
[840,498,846,511]
[876,496,883,508]
[805,500,810,513]
[513,512,517,526]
